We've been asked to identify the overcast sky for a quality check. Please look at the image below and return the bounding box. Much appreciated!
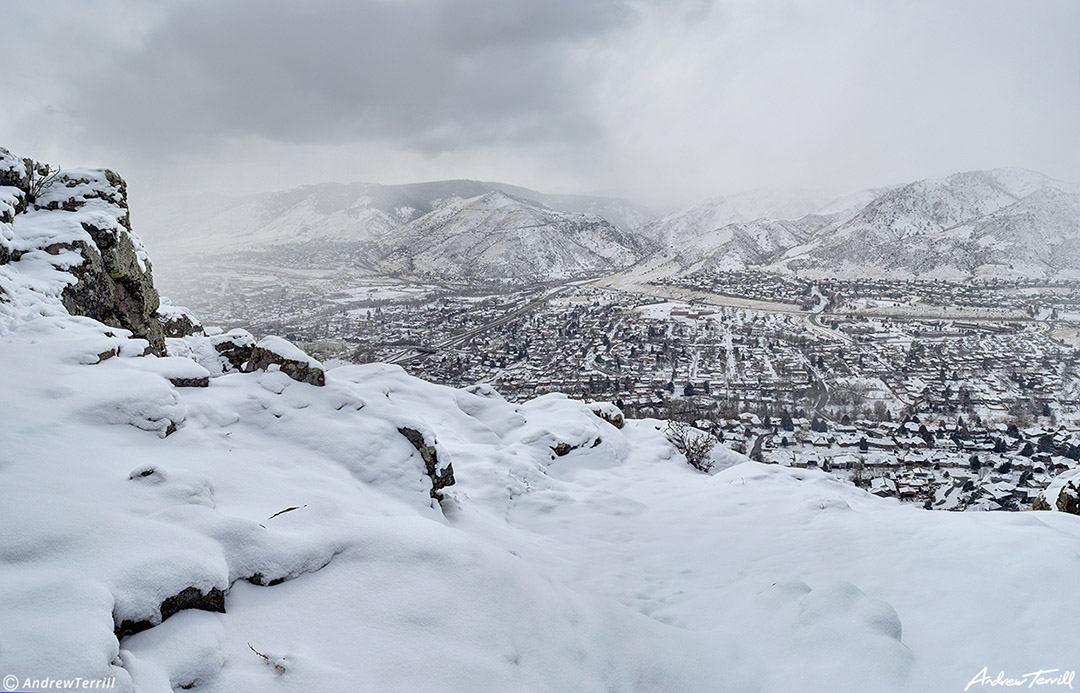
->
[2,0,1078,220]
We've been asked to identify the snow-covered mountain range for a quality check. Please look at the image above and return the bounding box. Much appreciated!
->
[152,180,652,284]
[151,167,1080,283]
[638,169,1080,281]
[6,149,1080,692]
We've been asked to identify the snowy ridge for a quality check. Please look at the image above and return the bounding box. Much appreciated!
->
[635,168,1080,280]
[380,191,647,282]
[782,169,1080,279]
[150,179,654,283]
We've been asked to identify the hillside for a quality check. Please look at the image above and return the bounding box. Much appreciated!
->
[780,169,1080,279]
[5,147,1080,691]
[631,169,1080,281]
[378,191,646,283]
[148,179,653,283]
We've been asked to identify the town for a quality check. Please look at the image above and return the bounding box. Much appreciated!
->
[159,263,1080,511]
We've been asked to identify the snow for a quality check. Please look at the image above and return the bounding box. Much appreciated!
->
[254,335,323,368]
[5,295,1080,691]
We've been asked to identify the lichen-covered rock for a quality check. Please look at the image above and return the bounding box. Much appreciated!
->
[551,442,578,456]
[1053,481,1080,515]
[0,147,29,188]
[398,426,455,499]
[16,166,166,354]
[211,329,256,372]
[60,229,165,355]
[243,336,325,386]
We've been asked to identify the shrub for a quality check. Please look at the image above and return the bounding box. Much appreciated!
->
[665,420,716,473]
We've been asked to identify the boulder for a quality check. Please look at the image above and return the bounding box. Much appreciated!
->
[1033,470,1080,515]
[211,329,256,372]
[591,402,625,429]
[114,586,226,639]
[158,301,205,338]
[398,426,455,499]
[243,336,325,386]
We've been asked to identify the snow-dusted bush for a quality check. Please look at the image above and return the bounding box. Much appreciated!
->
[665,420,716,472]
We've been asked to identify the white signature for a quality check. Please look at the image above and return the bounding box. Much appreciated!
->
[966,667,1075,691]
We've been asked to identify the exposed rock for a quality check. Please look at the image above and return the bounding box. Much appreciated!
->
[170,375,210,388]
[60,233,164,355]
[243,336,325,386]
[32,168,168,354]
[114,586,226,639]
[591,403,624,429]
[1055,481,1080,515]
[551,442,578,457]
[0,148,29,221]
[212,329,256,372]
[1034,475,1080,515]
[398,426,455,499]
[158,301,205,338]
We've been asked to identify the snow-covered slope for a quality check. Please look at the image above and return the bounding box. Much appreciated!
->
[151,179,651,254]
[635,169,1080,280]
[378,191,647,283]
[779,168,1080,279]
[5,149,1080,692]
[639,188,847,249]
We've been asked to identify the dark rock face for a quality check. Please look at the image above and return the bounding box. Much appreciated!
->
[551,442,577,457]
[53,169,165,355]
[61,226,165,355]
[1,151,166,353]
[398,426,455,499]
[243,338,326,386]
[114,586,226,639]
[1033,481,1080,514]
[169,375,210,388]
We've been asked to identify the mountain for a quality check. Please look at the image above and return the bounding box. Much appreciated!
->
[378,190,647,282]
[638,188,848,248]
[622,188,884,280]
[149,179,655,283]
[780,168,1080,279]
[631,169,1080,281]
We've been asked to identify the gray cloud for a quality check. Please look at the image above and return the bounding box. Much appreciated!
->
[1,0,1077,217]
[49,0,635,155]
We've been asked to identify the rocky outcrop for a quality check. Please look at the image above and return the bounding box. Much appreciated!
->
[158,302,205,338]
[1036,480,1080,515]
[398,426,455,499]
[50,171,165,354]
[1,148,166,353]
[211,329,256,372]
[243,336,326,386]
[114,586,226,639]
[591,403,624,429]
